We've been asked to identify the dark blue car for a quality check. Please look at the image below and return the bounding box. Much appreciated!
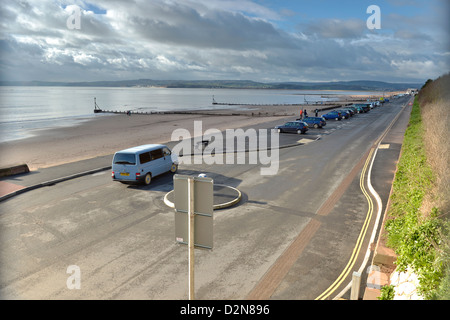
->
[322,111,343,121]
[336,109,351,119]
[275,121,308,134]
[297,116,327,128]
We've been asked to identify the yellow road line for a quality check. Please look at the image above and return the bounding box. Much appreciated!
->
[315,100,411,300]
[315,147,375,300]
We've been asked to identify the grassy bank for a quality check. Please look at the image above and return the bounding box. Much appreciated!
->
[384,73,449,300]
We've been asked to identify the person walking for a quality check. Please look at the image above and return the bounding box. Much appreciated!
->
[315,108,319,117]
[299,109,303,120]
[304,109,308,118]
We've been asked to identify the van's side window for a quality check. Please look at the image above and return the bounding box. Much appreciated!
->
[139,152,151,164]
[151,149,164,160]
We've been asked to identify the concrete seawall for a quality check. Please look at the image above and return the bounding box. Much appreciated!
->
[0,164,30,178]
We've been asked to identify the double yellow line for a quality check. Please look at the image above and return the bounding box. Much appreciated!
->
[315,100,411,300]
[315,148,375,300]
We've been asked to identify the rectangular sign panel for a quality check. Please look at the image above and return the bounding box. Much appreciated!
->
[174,175,213,249]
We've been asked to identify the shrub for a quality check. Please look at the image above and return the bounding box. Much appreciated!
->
[378,285,395,300]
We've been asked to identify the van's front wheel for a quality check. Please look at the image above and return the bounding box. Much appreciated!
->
[144,173,152,185]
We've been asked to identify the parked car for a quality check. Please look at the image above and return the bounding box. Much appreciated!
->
[354,104,371,113]
[275,121,308,134]
[298,116,327,128]
[354,105,364,113]
[336,109,351,119]
[322,111,342,121]
[353,104,370,113]
[112,144,178,185]
[341,107,355,116]
[345,106,358,114]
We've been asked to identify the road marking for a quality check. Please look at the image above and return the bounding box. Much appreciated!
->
[334,145,385,299]
[331,99,413,299]
[315,148,375,300]
[297,138,315,144]
[315,100,412,300]
[245,101,411,300]
[245,144,374,300]
[378,144,390,149]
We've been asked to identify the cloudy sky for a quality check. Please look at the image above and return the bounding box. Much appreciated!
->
[1,0,449,83]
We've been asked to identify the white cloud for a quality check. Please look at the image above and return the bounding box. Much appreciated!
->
[301,18,366,39]
[0,0,448,83]
[390,59,443,80]
[73,52,101,66]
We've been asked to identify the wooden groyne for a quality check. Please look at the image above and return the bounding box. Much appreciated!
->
[212,97,341,107]
[93,97,354,118]
[93,108,298,117]
[93,97,296,117]
[212,102,308,106]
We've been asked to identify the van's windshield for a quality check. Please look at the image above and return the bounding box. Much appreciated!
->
[114,153,136,165]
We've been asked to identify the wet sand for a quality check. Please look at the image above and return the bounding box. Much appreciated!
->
[0,90,396,171]
[0,105,302,171]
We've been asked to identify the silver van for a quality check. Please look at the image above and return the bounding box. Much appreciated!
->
[112,144,178,185]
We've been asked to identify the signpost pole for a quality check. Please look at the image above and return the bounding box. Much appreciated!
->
[188,177,195,300]
[174,174,213,300]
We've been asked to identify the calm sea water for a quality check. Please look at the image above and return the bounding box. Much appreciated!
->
[0,86,376,143]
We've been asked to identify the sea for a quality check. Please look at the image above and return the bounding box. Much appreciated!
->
[0,86,378,143]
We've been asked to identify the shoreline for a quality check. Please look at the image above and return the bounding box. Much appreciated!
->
[0,92,398,172]
[0,105,302,171]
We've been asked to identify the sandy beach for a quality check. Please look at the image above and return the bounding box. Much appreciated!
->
[0,90,395,171]
[0,104,303,171]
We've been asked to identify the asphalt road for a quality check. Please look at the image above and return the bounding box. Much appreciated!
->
[0,96,412,300]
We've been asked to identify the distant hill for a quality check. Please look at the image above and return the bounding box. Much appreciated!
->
[0,79,422,91]
[267,80,422,91]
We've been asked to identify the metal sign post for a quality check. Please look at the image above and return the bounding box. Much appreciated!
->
[188,177,195,300]
[174,174,213,300]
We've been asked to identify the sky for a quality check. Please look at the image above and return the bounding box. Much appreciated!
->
[1,0,449,84]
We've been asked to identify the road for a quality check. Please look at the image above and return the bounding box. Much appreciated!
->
[0,96,412,299]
